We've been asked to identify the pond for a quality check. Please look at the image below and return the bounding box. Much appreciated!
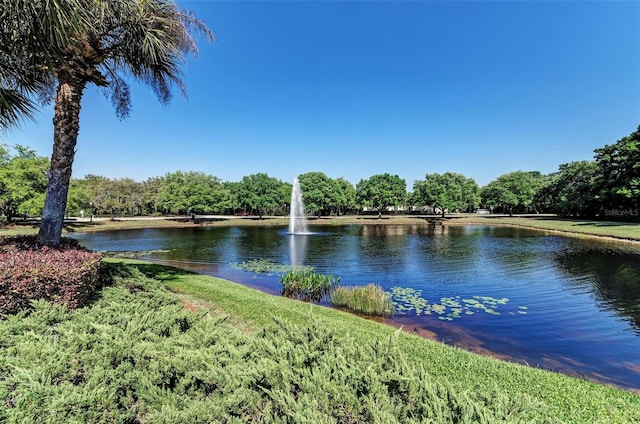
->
[72,224,640,391]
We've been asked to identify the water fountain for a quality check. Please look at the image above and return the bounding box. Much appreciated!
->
[289,176,309,234]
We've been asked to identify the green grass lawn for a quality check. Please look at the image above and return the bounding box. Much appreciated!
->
[133,260,639,423]
[461,215,640,241]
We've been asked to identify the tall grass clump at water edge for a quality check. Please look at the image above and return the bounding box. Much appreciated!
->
[280,270,340,302]
[330,284,394,317]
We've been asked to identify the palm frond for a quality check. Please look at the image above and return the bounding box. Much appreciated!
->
[1,0,214,126]
[94,0,214,114]
[0,0,90,128]
[0,88,37,130]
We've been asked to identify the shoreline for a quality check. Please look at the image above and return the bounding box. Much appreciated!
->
[2,214,640,245]
[444,215,640,245]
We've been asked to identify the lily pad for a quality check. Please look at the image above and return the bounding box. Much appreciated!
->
[390,287,523,320]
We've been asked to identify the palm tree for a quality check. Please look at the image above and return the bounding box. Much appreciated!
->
[0,0,213,246]
[1,0,87,128]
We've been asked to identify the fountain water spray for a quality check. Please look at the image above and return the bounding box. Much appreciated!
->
[289,176,309,234]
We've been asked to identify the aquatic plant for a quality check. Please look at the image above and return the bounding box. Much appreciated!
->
[280,270,340,302]
[390,287,525,320]
[330,284,394,317]
[231,258,314,275]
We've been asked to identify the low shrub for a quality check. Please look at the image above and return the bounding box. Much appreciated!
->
[330,284,394,317]
[0,266,547,423]
[280,270,340,302]
[0,236,102,317]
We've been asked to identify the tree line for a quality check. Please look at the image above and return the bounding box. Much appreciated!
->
[2,1,637,247]
[1,125,638,222]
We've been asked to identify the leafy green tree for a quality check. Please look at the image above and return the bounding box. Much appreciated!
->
[542,161,600,218]
[355,173,406,218]
[79,175,145,217]
[0,145,8,163]
[112,178,144,216]
[156,171,231,215]
[1,0,213,245]
[334,178,356,216]
[530,173,557,214]
[223,181,243,215]
[237,173,285,219]
[481,171,545,215]
[279,182,293,216]
[140,177,164,216]
[594,125,640,215]
[0,145,49,221]
[15,194,45,218]
[82,175,118,217]
[298,172,341,217]
[413,172,479,217]
[66,178,91,217]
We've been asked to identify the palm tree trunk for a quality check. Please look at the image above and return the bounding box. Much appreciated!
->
[37,77,86,246]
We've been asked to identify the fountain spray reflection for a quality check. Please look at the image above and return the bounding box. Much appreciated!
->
[289,234,308,266]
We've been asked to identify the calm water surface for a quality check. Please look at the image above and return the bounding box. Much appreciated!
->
[73,224,640,390]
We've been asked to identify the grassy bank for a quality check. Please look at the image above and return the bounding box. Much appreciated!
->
[129,260,638,423]
[455,215,640,242]
[1,259,638,422]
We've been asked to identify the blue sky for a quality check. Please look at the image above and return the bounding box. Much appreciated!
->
[3,0,639,187]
